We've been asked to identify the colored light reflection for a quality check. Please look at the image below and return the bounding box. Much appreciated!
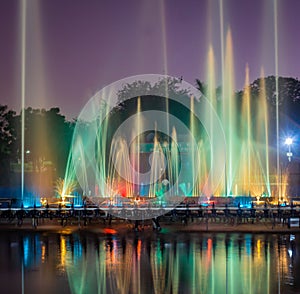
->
[2,233,298,293]
[103,228,117,234]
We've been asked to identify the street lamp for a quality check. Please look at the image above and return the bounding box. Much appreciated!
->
[280,137,293,203]
[285,137,293,162]
[279,137,294,203]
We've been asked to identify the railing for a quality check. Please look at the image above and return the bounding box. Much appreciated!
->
[0,206,299,229]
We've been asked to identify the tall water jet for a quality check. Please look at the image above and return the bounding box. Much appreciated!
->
[246,65,252,194]
[206,45,218,195]
[110,137,133,198]
[133,97,142,195]
[241,64,252,195]
[159,0,168,76]
[149,136,165,198]
[219,0,225,97]
[223,28,236,195]
[69,127,92,197]
[170,127,179,194]
[96,105,110,197]
[219,0,226,197]
[159,1,170,145]
[189,96,196,195]
[228,65,271,198]
[197,140,209,196]
[20,0,27,201]
[189,96,201,196]
[258,68,271,196]
[238,65,264,196]
[274,0,280,201]
[62,139,84,198]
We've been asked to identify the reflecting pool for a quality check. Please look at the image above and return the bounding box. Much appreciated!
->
[0,230,299,294]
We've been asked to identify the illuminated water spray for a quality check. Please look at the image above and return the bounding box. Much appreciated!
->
[242,64,252,194]
[259,68,271,196]
[223,29,236,195]
[134,97,142,194]
[21,0,27,201]
[206,45,218,194]
[219,0,225,92]
[159,0,168,77]
[274,0,280,201]
[159,0,170,142]
[69,74,226,220]
[207,6,271,197]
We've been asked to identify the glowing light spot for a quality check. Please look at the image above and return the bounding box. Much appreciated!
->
[103,228,117,234]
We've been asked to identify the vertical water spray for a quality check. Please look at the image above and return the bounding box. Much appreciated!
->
[219,0,226,195]
[189,96,196,195]
[259,69,271,196]
[170,127,179,194]
[197,140,208,196]
[219,0,225,171]
[149,136,165,198]
[233,65,271,197]
[223,29,236,195]
[159,1,170,142]
[244,64,252,194]
[219,0,225,89]
[136,97,142,194]
[159,0,168,76]
[111,138,133,198]
[206,45,217,195]
[21,0,27,201]
[64,138,86,196]
[97,114,109,197]
[274,0,280,201]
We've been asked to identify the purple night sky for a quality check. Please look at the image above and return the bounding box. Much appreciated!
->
[0,0,300,119]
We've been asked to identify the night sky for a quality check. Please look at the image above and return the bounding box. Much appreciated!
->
[0,0,300,119]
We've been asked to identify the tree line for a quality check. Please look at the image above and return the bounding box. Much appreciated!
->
[0,75,299,190]
[0,106,74,187]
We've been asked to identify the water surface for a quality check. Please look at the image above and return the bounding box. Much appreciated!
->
[0,230,299,294]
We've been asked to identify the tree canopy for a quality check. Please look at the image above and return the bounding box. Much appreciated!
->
[0,106,74,187]
[0,75,299,190]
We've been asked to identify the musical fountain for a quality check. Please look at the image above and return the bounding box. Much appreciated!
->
[61,69,274,218]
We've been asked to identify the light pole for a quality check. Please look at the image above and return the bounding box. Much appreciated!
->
[285,137,293,162]
[281,137,293,202]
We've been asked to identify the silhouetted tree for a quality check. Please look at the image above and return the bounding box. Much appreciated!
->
[117,77,190,104]
[0,105,16,185]
[12,107,74,177]
[246,76,300,142]
[45,108,75,177]
[0,105,16,157]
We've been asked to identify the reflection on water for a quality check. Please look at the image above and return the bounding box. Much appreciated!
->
[0,230,299,294]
